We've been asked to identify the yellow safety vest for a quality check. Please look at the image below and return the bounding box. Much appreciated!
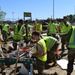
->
[34,39,47,62]
[12,24,24,40]
[48,22,57,34]
[2,24,9,32]
[35,23,42,33]
[43,36,57,51]
[60,22,71,35]
[68,26,75,48]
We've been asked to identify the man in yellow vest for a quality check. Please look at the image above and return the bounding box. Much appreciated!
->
[66,26,75,75]
[12,19,25,50]
[59,16,72,55]
[43,36,60,67]
[47,19,57,37]
[24,20,31,44]
[31,31,47,75]
[0,24,2,34]
[2,22,10,41]
[34,21,42,33]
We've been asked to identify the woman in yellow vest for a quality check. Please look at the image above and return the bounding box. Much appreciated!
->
[67,26,75,75]
[31,31,47,75]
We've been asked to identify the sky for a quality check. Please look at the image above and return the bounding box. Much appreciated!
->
[0,0,75,20]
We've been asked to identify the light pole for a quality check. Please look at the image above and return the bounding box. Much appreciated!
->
[74,5,75,15]
[53,0,54,20]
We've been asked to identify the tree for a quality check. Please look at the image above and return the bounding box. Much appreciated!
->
[0,7,6,21]
[66,14,75,23]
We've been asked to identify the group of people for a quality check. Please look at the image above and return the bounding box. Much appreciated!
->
[31,31,59,75]
[47,16,75,75]
[0,16,75,75]
[31,16,75,75]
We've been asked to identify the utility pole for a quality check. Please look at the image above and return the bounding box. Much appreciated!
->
[74,5,75,15]
[53,0,54,20]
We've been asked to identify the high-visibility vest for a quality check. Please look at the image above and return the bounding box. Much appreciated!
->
[2,24,9,32]
[48,22,57,34]
[35,23,42,33]
[12,24,24,40]
[24,24,31,38]
[60,22,71,35]
[34,39,47,62]
[68,26,75,48]
[43,36,57,51]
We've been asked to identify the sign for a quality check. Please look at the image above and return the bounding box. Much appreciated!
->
[24,12,31,17]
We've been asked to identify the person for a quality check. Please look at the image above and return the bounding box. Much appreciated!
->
[43,36,60,66]
[24,20,31,44]
[0,24,2,41]
[33,21,37,30]
[38,20,43,33]
[34,21,43,34]
[66,26,75,75]
[47,19,57,38]
[59,16,72,55]
[2,22,10,41]
[31,31,47,75]
[0,24,2,34]
[12,19,25,50]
